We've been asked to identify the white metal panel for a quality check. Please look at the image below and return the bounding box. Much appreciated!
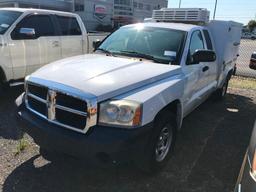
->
[60,36,83,58]
[0,7,79,17]
[30,54,182,102]
[207,20,242,86]
[125,22,198,32]
[0,35,13,80]
[115,75,184,126]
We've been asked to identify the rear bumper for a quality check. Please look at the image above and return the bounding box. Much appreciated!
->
[17,102,154,164]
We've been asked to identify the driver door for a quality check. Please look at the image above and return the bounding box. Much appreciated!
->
[8,14,61,78]
[183,30,210,115]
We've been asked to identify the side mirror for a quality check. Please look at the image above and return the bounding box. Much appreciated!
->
[249,52,256,70]
[93,40,102,50]
[19,28,36,39]
[192,50,216,64]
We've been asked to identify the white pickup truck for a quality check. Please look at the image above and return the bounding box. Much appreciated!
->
[0,8,107,86]
[17,9,242,172]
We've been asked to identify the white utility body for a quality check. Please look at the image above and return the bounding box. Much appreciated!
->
[17,8,243,171]
[0,8,107,83]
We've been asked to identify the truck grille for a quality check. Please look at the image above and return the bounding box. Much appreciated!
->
[25,83,88,132]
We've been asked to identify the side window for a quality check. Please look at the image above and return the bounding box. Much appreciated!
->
[11,15,55,40]
[56,16,82,36]
[187,30,205,65]
[203,30,213,50]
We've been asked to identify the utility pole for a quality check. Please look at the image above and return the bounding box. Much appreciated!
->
[71,0,75,12]
[179,0,182,8]
[213,0,218,20]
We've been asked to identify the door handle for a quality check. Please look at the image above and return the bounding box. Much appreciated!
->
[52,41,60,47]
[202,66,209,72]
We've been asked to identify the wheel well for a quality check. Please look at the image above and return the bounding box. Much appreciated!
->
[155,100,182,130]
[227,69,233,81]
[0,67,7,83]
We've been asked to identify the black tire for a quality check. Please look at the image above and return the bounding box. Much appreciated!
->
[214,78,229,100]
[0,68,8,92]
[0,81,9,93]
[138,111,176,173]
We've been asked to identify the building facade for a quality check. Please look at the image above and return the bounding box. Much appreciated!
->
[75,0,114,32]
[0,0,168,31]
[0,0,73,11]
[133,0,168,22]
[111,0,168,27]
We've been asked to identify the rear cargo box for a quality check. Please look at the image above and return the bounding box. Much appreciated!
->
[207,20,242,67]
[207,20,242,85]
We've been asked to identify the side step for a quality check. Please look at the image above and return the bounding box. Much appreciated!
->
[9,82,24,87]
[9,79,24,87]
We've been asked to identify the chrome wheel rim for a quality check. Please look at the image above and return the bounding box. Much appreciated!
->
[155,126,172,162]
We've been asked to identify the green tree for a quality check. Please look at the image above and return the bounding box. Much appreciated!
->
[248,20,256,32]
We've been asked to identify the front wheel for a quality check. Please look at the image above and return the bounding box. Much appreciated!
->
[138,111,176,173]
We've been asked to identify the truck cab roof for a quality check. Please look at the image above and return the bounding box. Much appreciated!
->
[123,22,201,32]
[0,7,78,17]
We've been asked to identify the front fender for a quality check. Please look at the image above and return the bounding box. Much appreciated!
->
[114,75,185,126]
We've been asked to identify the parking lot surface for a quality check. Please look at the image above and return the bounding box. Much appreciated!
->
[0,85,255,192]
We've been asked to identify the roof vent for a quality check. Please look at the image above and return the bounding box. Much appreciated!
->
[152,8,210,24]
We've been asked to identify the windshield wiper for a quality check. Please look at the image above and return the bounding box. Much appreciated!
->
[96,48,114,56]
[118,50,169,64]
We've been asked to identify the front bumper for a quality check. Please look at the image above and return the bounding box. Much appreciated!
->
[17,102,154,164]
[234,151,256,192]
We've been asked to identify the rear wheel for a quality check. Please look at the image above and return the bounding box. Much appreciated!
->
[214,78,229,100]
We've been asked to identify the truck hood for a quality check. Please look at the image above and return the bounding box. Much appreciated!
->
[29,54,182,101]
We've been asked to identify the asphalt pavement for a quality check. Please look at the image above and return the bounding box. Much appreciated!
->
[0,86,255,192]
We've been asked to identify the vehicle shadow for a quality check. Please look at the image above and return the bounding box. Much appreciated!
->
[2,90,256,192]
[0,86,24,140]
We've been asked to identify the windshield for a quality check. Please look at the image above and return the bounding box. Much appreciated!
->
[98,25,186,64]
[0,10,22,35]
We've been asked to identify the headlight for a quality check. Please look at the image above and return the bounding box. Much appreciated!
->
[99,100,142,128]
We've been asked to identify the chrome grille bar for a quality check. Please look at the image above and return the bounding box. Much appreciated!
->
[24,80,97,134]
[55,105,87,117]
[26,105,88,134]
[27,93,47,103]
